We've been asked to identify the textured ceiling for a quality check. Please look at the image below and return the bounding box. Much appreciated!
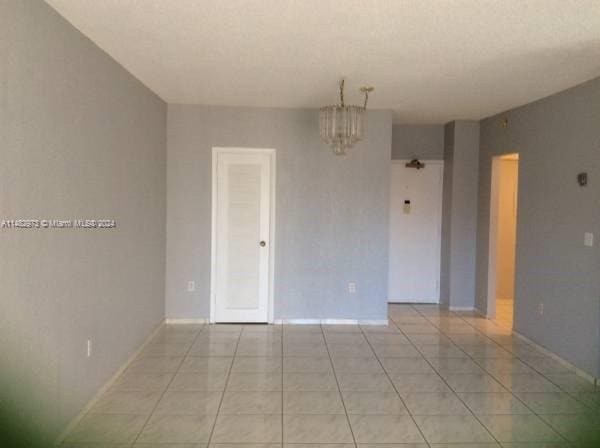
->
[45,0,600,123]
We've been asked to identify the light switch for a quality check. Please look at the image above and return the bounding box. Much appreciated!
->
[584,232,594,247]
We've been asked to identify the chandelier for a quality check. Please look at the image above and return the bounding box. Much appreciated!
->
[319,79,374,155]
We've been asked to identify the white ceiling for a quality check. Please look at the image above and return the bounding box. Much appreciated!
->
[45,0,600,124]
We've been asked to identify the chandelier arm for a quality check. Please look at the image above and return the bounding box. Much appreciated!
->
[363,90,369,109]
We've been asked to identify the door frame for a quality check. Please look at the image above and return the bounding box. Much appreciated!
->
[210,147,276,324]
[388,159,444,304]
[486,153,519,320]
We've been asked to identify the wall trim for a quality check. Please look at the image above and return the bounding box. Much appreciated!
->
[165,318,391,326]
[165,318,209,324]
[165,318,390,326]
[358,319,390,325]
[389,299,439,304]
[54,319,166,446]
[273,318,389,325]
[449,306,476,312]
[273,319,320,325]
[513,330,598,385]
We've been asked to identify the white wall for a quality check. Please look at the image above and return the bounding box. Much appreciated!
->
[166,105,392,321]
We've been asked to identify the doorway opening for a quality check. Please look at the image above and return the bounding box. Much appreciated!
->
[487,153,519,328]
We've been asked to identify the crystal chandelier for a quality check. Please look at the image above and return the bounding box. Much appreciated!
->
[319,79,374,155]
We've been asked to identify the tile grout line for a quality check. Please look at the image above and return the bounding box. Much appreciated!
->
[438,308,580,441]
[423,307,569,437]
[415,306,549,444]
[320,323,359,448]
[455,338,578,433]
[205,326,243,447]
[130,323,208,446]
[469,317,599,398]
[71,308,590,447]
[358,321,432,448]
[460,318,581,443]
[461,313,598,435]
[410,305,571,445]
[398,305,504,447]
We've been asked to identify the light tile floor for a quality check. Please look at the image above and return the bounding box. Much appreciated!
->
[62,304,599,447]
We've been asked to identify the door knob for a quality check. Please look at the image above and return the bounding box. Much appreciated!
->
[259,241,266,247]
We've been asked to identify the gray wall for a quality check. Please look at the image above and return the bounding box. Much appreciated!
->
[476,78,600,377]
[441,121,480,308]
[440,124,455,306]
[392,124,444,160]
[166,105,392,321]
[1,0,167,441]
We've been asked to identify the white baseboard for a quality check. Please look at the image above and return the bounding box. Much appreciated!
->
[55,319,165,446]
[513,330,598,385]
[322,318,360,325]
[449,306,476,312]
[273,319,320,325]
[358,319,390,325]
[273,318,389,326]
[165,318,209,324]
[388,299,439,304]
[166,318,390,326]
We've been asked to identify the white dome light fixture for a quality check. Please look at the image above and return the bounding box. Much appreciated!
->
[319,79,374,155]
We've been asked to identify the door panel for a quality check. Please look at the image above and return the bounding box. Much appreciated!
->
[214,151,272,322]
[388,162,443,303]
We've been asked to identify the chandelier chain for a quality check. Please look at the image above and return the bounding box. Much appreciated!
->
[339,79,345,107]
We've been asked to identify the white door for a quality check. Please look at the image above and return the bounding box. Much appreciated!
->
[212,148,274,323]
[388,161,443,303]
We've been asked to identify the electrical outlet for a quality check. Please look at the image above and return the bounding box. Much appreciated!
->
[538,302,544,315]
[348,282,356,294]
[584,232,594,247]
[87,340,92,358]
[187,281,195,292]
